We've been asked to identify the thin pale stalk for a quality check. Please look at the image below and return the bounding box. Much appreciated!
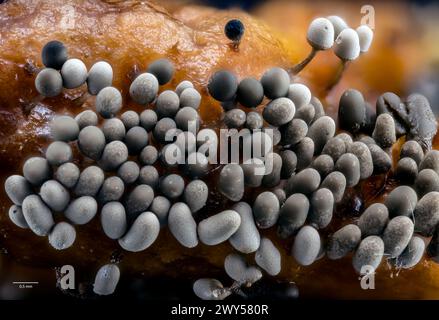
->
[326,60,349,92]
[290,48,317,75]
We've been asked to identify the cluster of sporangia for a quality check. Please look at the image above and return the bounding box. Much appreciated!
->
[4,15,439,300]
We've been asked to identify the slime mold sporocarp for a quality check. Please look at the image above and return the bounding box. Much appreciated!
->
[1,0,439,300]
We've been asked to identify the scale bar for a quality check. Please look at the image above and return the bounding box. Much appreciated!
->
[12,281,39,284]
